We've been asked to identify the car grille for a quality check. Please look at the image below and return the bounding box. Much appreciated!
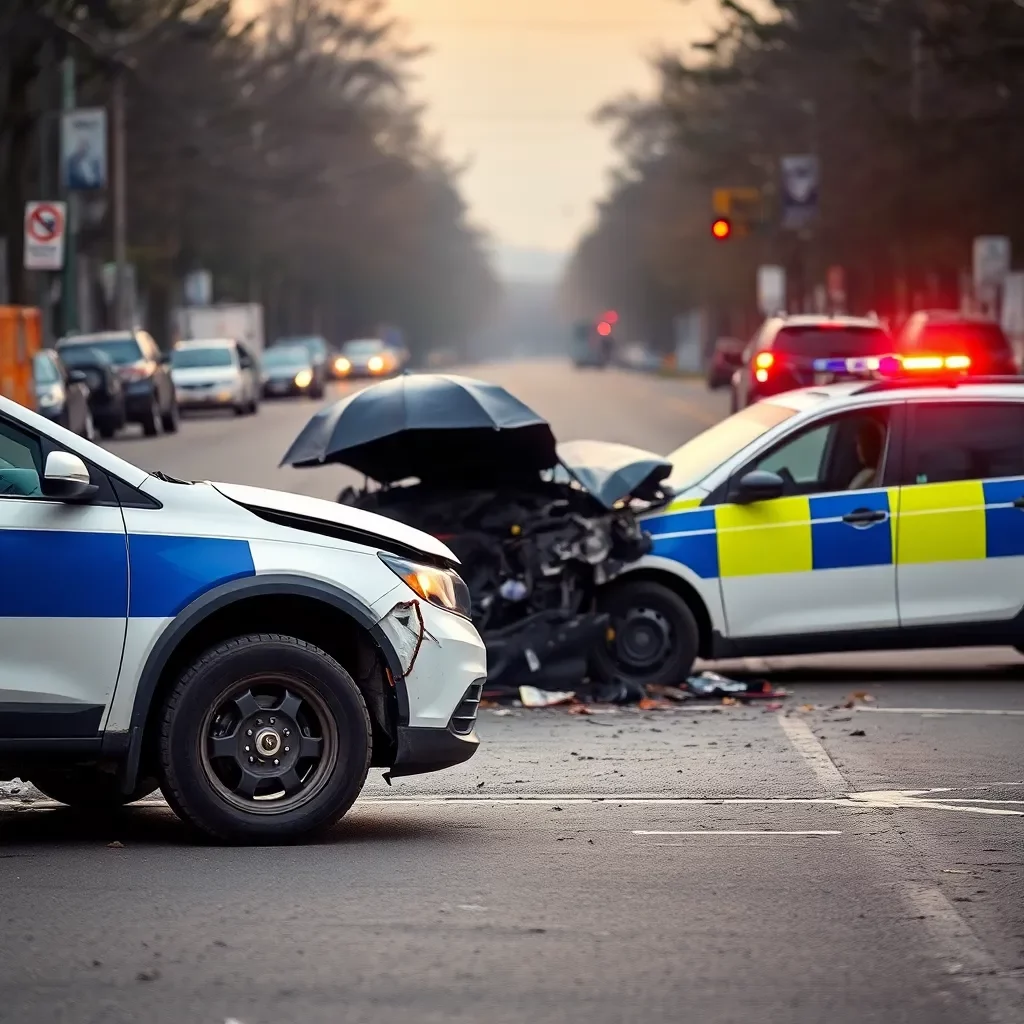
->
[449,681,483,735]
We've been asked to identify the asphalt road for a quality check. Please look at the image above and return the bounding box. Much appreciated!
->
[2,360,1022,1024]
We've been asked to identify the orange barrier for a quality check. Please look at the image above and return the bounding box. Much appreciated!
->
[0,306,42,412]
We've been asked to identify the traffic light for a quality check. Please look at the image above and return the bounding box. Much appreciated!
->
[596,320,612,337]
[711,217,732,241]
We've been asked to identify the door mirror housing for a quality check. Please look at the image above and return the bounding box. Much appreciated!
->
[731,469,785,504]
[41,450,98,502]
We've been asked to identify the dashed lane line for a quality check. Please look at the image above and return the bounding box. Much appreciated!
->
[777,714,849,796]
[634,830,842,836]
[856,706,1024,716]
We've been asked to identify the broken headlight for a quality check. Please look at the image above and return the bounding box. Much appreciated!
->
[379,553,473,618]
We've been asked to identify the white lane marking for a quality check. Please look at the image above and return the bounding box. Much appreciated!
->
[904,883,1024,1023]
[848,790,1024,817]
[777,714,849,796]
[634,830,842,836]
[857,707,1024,716]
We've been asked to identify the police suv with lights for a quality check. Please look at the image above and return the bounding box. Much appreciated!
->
[0,393,484,843]
[603,376,1024,680]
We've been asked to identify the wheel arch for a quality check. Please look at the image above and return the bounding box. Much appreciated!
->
[605,563,717,660]
[112,574,408,793]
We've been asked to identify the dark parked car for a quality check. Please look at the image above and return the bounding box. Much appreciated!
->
[32,349,93,438]
[706,336,745,389]
[896,310,1019,376]
[56,329,178,436]
[56,345,127,439]
[730,314,893,411]
[260,344,325,399]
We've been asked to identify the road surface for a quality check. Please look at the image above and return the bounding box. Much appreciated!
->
[1,360,1022,1024]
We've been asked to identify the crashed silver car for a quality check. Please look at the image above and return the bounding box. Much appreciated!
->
[282,374,695,697]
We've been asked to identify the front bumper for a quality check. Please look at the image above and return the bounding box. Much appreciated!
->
[388,715,481,779]
[176,387,239,409]
[263,378,311,397]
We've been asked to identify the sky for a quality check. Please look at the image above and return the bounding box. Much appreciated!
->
[380,0,722,261]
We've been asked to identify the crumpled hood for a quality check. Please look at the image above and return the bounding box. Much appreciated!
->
[212,481,459,563]
[555,440,674,509]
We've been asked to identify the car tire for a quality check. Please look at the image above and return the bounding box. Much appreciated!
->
[97,418,118,440]
[161,398,179,433]
[234,402,247,416]
[590,579,700,689]
[157,634,372,844]
[142,396,162,436]
[29,768,159,809]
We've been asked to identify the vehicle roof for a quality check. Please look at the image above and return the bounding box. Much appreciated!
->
[57,330,140,345]
[765,378,1024,415]
[774,314,883,329]
[174,338,236,348]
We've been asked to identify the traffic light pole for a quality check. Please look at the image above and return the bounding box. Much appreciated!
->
[61,56,77,335]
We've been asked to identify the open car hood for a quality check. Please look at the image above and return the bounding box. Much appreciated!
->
[554,440,674,509]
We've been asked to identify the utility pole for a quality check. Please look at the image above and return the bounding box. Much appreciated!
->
[60,56,77,334]
[910,29,924,123]
[111,71,129,328]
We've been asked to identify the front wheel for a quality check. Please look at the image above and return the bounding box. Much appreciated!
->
[30,769,158,808]
[590,579,699,688]
[158,634,372,843]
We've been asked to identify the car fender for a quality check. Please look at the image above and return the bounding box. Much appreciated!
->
[106,573,408,793]
[606,553,726,637]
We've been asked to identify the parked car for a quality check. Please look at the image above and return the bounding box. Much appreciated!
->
[57,345,127,439]
[261,343,326,398]
[706,337,745,389]
[730,314,893,411]
[56,329,179,436]
[32,349,94,438]
[896,310,1019,376]
[331,337,407,379]
[171,338,260,416]
[273,335,331,373]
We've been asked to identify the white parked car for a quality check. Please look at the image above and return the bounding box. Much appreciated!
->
[171,338,260,415]
[0,393,484,842]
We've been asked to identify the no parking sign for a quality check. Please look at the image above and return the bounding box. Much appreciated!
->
[23,201,67,271]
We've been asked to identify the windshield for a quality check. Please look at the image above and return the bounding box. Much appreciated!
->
[665,402,798,490]
[278,336,327,356]
[914,322,1013,355]
[263,346,310,368]
[342,339,385,356]
[60,336,142,366]
[172,346,235,369]
[774,326,892,358]
[33,354,60,385]
[59,346,107,368]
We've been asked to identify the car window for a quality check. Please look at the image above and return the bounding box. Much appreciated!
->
[666,402,797,491]
[263,346,310,368]
[32,353,60,385]
[773,326,892,357]
[60,337,142,365]
[0,418,44,498]
[913,322,1014,356]
[342,339,385,356]
[904,402,1024,485]
[748,409,891,495]
[172,346,235,368]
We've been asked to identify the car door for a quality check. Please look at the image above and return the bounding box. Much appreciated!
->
[895,399,1024,626]
[713,404,901,638]
[0,413,128,742]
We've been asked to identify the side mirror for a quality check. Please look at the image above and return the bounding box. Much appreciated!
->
[68,369,88,385]
[731,469,785,504]
[41,450,97,502]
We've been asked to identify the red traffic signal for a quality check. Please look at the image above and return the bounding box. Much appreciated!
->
[711,217,732,240]
[596,321,612,337]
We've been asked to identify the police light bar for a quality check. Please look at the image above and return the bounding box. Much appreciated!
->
[811,354,971,376]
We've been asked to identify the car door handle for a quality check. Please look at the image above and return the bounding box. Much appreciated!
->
[842,508,887,525]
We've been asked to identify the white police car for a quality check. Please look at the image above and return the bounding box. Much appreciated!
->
[596,376,1024,679]
[0,393,485,843]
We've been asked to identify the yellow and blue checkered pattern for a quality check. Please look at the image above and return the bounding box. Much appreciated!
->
[644,478,1024,579]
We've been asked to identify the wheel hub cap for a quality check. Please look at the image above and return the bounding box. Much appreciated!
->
[255,727,282,757]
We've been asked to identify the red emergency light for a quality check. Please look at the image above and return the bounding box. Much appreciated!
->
[596,321,612,337]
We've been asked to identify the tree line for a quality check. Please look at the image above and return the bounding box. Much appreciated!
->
[563,0,1024,349]
[1,0,498,354]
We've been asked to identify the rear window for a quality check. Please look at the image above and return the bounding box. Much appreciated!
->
[912,322,1012,355]
[774,326,892,358]
[60,337,142,365]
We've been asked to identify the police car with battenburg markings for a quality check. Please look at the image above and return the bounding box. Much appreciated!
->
[604,373,1024,678]
[0,393,484,843]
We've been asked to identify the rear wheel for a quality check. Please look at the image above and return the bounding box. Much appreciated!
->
[158,634,372,843]
[97,418,118,440]
[590,579,700,689]
[30,768,158,809]
[161,398,179,433]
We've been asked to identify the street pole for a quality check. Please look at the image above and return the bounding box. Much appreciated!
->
[61,56,77,335]
[111,71,129,329]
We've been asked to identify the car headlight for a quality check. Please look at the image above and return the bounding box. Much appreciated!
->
[379,553,472,618]
[367,355,385,373]
[36,385,62,408]
[334,357,351,373]
[294,369,313,388]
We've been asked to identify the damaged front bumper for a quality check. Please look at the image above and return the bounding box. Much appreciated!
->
[388,681,482,779]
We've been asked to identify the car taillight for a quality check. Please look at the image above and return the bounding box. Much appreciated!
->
[753,351,773,383]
